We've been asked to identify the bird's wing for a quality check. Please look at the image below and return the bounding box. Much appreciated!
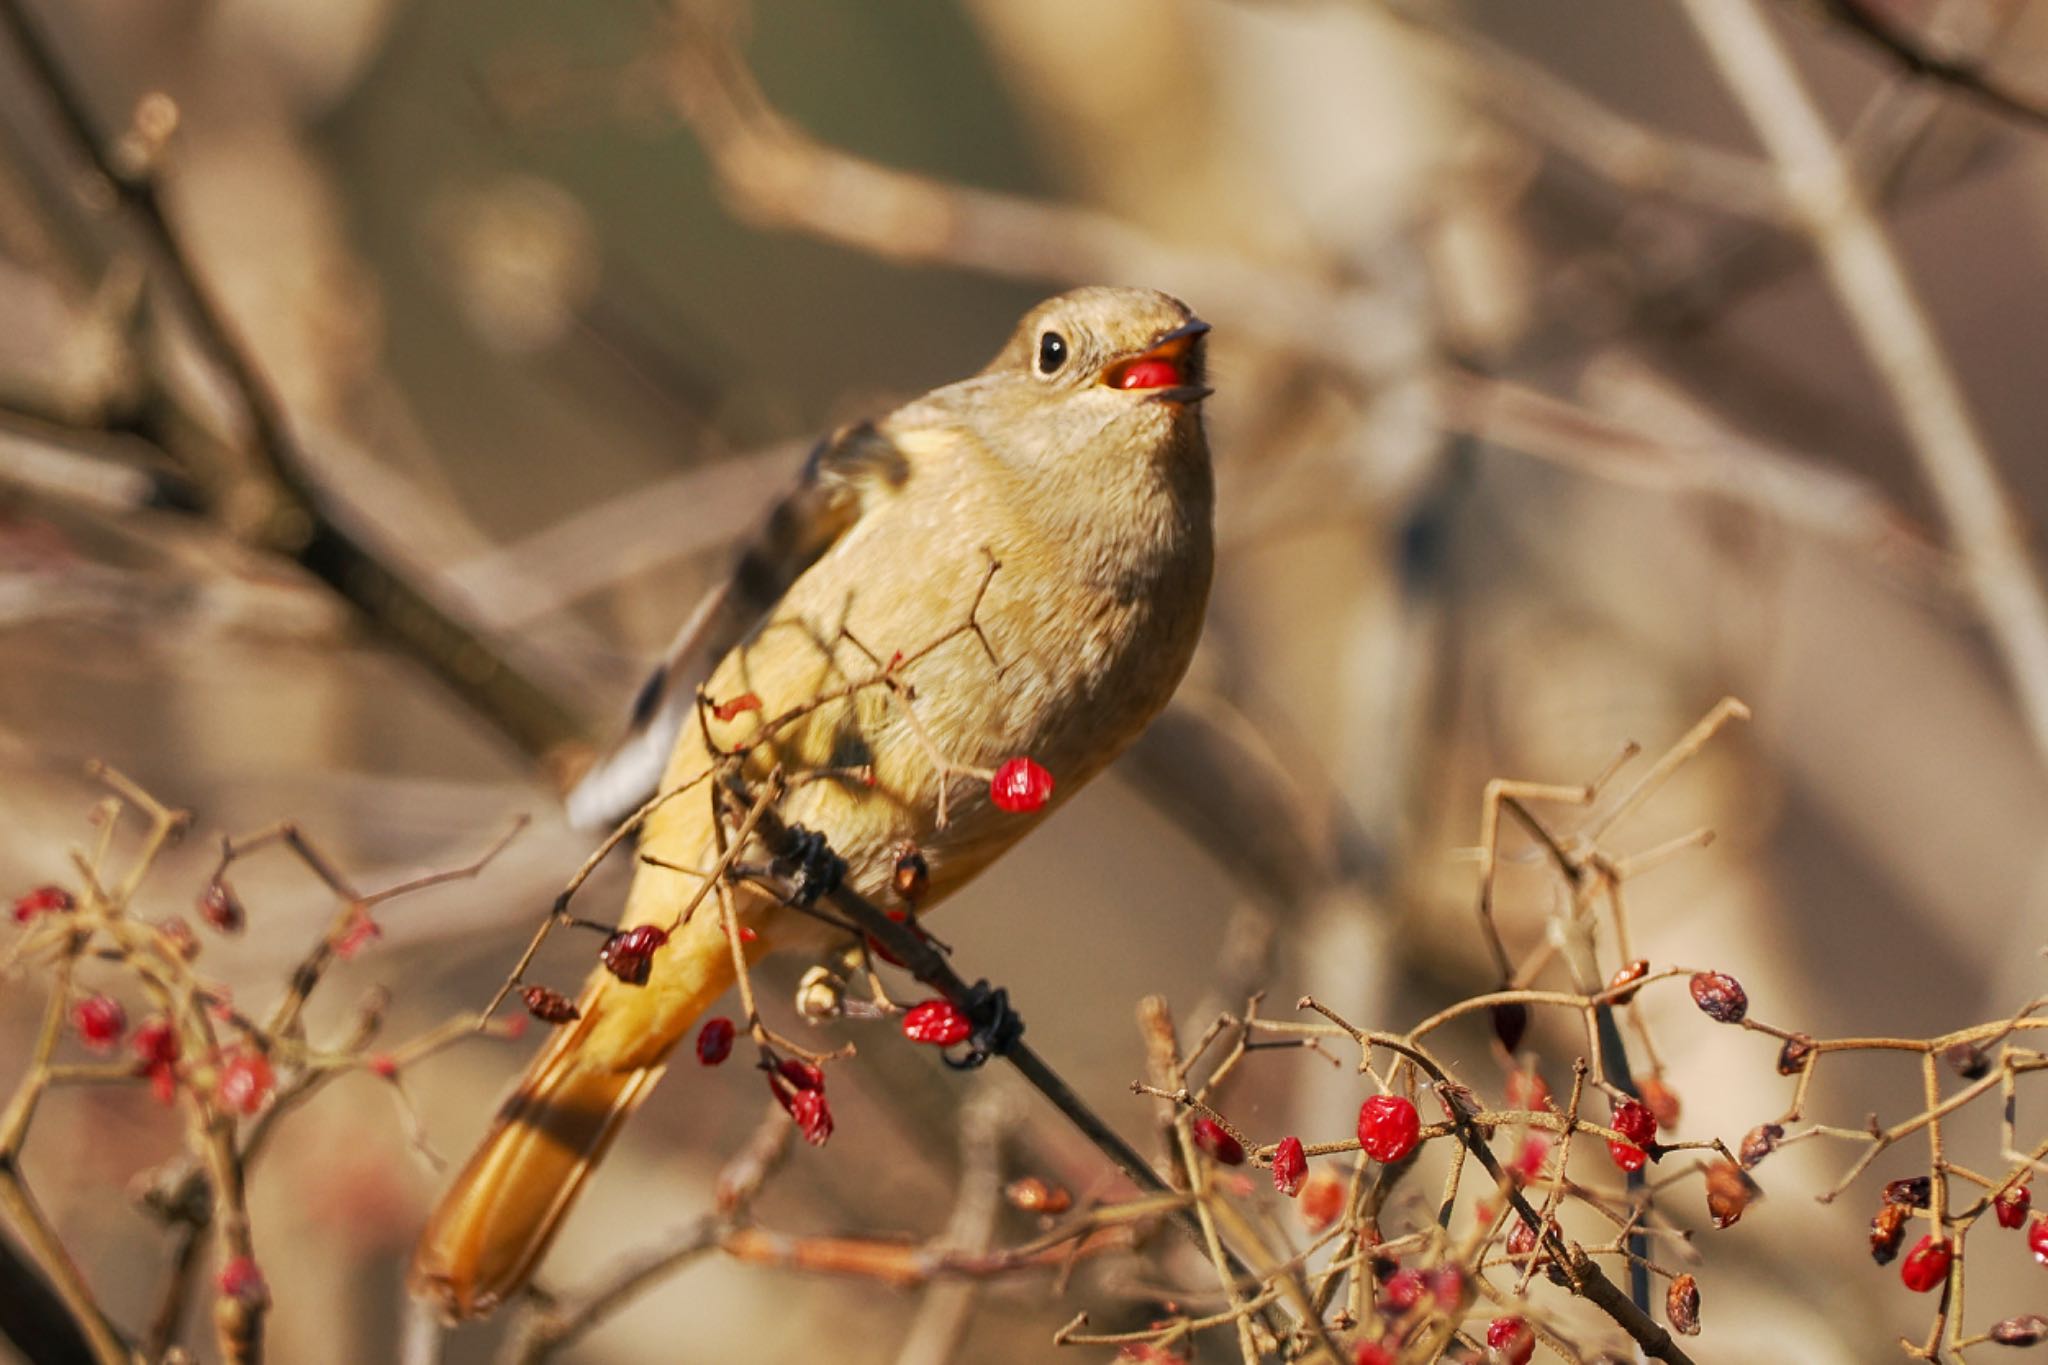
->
[564,421,910,829]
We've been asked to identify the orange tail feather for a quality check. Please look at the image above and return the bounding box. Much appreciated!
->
[409,1005,665,1319]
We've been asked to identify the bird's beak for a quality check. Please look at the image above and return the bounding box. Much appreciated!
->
[1101,318,1213,405]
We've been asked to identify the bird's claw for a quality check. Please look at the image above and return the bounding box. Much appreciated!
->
[944,979,1023,1070]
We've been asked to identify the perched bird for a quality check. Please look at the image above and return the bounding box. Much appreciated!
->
[411,285,1216,1319]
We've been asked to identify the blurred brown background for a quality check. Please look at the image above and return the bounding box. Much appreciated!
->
[5,0,2048,1360]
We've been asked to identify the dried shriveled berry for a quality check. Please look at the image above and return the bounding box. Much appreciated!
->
[1776,1033,1816,1076]
[1639,1077,1681,1129]
[199,879,244,935]
[1997,1184,2032,1229]
[1352,1344,1396,1365]
[71,994,126,1051]
[1667,1273,1701,1335]
[153,917,200,961]
[599,924,668,986]
[11,884,73,924]
[1883,1175,1932,1209]
[1191,1116,1245,1166]
[1944,1041,1991,1080]
[215,1048,275,1116]
[891,844,930,902]
[1272,1136,1308,1196]
[1357,1095,1421,1163]
[1900,1234,1952,1292]
[1004,1176,1071,1214]
[1739,1122,1783,1169]
[2029,1214,2048,1266]
[696,1016,735,1065]
[521,986,581,1025]
[1507,1216,1545,1258]
[1608,959,1650,1004]
[1705,1161,1753,1228]
[1300,1173,1345,1231]
[901,999,973,1047]
[1612,1099,1658,1147]
[1688,971,1747,1023]
[989,756,1054,813]
[1490,999,1529,1053]
[1485,1315,1536,1365]
[1870,1202,1910,1264]
[1992,1314,2048,1346]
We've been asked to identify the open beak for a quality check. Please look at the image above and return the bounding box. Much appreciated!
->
[1101,318,1213,405]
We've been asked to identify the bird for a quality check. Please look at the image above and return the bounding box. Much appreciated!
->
[411,285,1216,1320]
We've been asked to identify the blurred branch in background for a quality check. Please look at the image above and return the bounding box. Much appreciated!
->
[0,0,593,772]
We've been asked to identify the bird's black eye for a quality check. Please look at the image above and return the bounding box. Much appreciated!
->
[1037,331,1068,375]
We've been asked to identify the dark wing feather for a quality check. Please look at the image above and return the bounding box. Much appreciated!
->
[564,422,908,829]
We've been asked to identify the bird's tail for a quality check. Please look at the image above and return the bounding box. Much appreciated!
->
[409,950,731,1320]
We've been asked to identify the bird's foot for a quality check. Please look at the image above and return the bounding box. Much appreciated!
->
[944,979,1023,1070]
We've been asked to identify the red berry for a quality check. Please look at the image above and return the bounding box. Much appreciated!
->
[2030,1214,2048,1265]
[696,1017,735,1065]
[1300,1173,1345,1230]
[1357,1094,1421,1163]
[215,1048,275,1116]
[198,879,244,935]
[1607,1138,1647,1173]
[1999,1184,2033,1229]
[776,1058,824,1092]
[1900,1234,1952,1292]
[1505,1070,1553,1112]
[1115,357,1181,391]
[215,1255,269,1308]
[11,884,73,924]
[1612,1098,1658,1147]
[1486,1315,1536,1365]
[331,906,380,960]
[367,1054,398,1080]
[1191,1116,1244,1166]
[599,924,668,985]
[901,999,973,1047]
[989,756,1054,814]
[1512,1135,1549,1183]
[1379,1268,1424,1313]
[1688,971,1748,1023]
[71,994,126,1051]
[132,1016,179,1105]
[1353,1344,1396,1365]
[1425,1265,1468,1312]
[1508,1217,1542,1257]
[1272,1136,1308,1196]
[712,692,762,722]
[787,1087,832,1146]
